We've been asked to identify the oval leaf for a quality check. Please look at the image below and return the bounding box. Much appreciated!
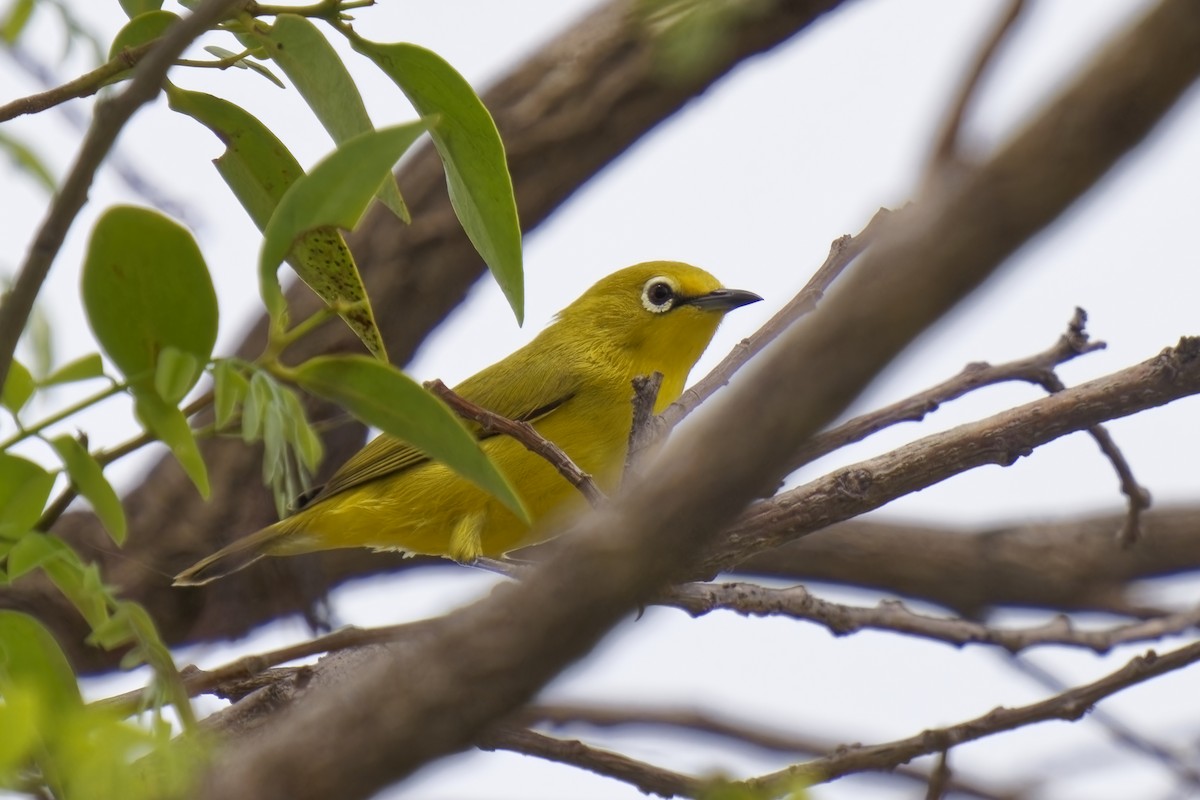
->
[212,359,249,430]
[49,435,127,545]
[81,206,218,396]
[349,36,524,323]
[0,610,82,711]
[251,14,409,221]
[134,393,209,497]
[1,359,34,414]
[293,355,527,521]
[154,345,201,405]
[259,122,427,283]
[41,353,105,387]
[0,454,54,540]
[168,86,387,359]
[109,10,178,60]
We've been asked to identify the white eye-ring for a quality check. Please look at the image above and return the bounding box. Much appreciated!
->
[641,276,677,313]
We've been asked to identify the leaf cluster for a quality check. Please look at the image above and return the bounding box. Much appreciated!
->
[0,1,530,795]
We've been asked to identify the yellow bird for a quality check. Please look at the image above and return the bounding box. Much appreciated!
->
[174,262,760,585]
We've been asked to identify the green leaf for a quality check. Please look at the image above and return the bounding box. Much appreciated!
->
[153,345,201,405]
[349,36,524,323]
[167,86,387,359]
[6,531,70,580]
[259,121,426,292]
[212,359,249,430]
[0,610,82,710]
[293,355,528,521]
[134,393,209,497]
[0,129,55,192]
[107,10,178,84]
[81,206,218,397]
[1,0,35,44]
[0,454,54,540]
[41,353,105,387]
[35,544,111,633]
[242,370,272,443]
[1,359,34,414]
[166,85,304,230]
[259,123,423,354]
[118,0,165,20]
[0,684,40,778]
[49,436,126,545]
[251,14,409,222]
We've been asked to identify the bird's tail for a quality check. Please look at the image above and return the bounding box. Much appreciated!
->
[173,521,296,586]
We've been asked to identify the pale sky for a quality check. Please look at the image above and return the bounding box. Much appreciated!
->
[5,1,1200,797]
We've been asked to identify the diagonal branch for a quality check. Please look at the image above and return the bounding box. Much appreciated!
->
[746,638,1200,789]
[193,4,1200,799]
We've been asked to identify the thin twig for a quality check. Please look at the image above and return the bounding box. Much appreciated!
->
[781,307,1105,475]
[654,207,892,436]
[745,638,1200,790]
[926,750,951,800]
[660,582,1200,653]
[625,371,663,477]
[426,379,606,507]
[478,723,703,799]
[928,0,1027,166]
[704,337,1200,579]
[1005,654,1200,790]
[0,0,247,394]
[515,704,1018,800]
[94,618,436,716]
[36,391,215,531]
[0,41,157,123]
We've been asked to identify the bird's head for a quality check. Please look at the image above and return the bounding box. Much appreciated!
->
[556,261,761,392]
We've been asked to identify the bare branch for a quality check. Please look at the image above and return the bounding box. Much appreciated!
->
[516,704,1020,800]
[746,639,1200,789]
[660,581,1200,653]
[1004,655,1200,790]
[426,379,606,507]
[656,207,892,435]
[479,724,702,799]
[732,508,1200,617]
[784,306,1105,473]
[704,338,1200,578]
[929,0,1028,165]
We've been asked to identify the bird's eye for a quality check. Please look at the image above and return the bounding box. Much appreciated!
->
[641,278,676,313]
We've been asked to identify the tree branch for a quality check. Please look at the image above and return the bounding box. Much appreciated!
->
[192,4,1200,798]
[747,639,1200,789]
[661,581,1200,653]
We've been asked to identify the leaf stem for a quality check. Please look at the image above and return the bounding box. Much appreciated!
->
[0,381,125,450]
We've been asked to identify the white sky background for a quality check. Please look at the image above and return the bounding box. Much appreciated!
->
[4,1,1200,798]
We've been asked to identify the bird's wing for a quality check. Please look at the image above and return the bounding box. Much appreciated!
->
[301,338,579,507]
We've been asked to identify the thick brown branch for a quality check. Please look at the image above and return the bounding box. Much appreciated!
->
[733,508,1200,618]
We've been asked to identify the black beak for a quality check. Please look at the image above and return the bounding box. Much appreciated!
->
[680,288,763,312]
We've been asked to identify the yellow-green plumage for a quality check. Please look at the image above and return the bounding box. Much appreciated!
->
[174,262,760,586]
